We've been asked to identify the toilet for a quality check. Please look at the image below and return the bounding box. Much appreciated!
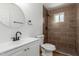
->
[41,43,56,56]
[35,35,56,56]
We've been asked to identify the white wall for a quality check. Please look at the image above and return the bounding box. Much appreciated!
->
[0,3,43,43]
[16,3,43,38]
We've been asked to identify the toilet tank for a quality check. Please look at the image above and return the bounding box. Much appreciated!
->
[35,34,44,45]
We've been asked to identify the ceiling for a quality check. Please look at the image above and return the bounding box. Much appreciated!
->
[44,3,68,10]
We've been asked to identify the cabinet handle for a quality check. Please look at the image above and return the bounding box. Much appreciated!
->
[24,48,29,51]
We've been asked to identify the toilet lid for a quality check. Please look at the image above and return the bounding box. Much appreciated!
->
[41,43,56,51]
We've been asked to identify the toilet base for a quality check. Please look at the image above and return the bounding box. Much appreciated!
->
[42,52,53,56]
[41,48,53,56]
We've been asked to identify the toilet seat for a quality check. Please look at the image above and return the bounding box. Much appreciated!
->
[41,43,56,51]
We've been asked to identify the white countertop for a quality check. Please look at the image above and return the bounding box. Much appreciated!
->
[0,37,39,54]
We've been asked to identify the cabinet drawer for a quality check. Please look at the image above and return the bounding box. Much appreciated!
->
[0,45,28,56]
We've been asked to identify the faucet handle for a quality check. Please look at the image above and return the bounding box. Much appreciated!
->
[11,37,16,41]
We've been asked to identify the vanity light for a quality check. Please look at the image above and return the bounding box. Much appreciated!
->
[27,20,32,25]
[14,21,24,24]
[13,20,32,25]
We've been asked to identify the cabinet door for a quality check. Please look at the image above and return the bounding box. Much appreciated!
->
[29,45,39,56]
[27,43,40,56]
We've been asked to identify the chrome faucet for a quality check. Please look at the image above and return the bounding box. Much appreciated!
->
[12,31,22,41]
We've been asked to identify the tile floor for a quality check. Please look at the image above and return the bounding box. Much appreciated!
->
[53,51,67,56]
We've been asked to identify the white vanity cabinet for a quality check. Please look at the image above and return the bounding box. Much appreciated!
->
[0,40,40,56]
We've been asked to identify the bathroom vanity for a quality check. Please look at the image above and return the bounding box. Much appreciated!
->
[0,38,40,56]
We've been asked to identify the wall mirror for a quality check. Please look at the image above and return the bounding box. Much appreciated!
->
[0,3,26,28]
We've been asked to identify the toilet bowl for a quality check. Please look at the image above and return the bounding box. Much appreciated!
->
[41,43,56,56]
[35,34,56,56]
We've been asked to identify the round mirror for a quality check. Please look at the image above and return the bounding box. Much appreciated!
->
[0,3,26,28]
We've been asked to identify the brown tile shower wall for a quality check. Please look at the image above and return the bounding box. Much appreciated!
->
[76,4,79,55]
[48,4,77,55]
[43,6,48,43]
